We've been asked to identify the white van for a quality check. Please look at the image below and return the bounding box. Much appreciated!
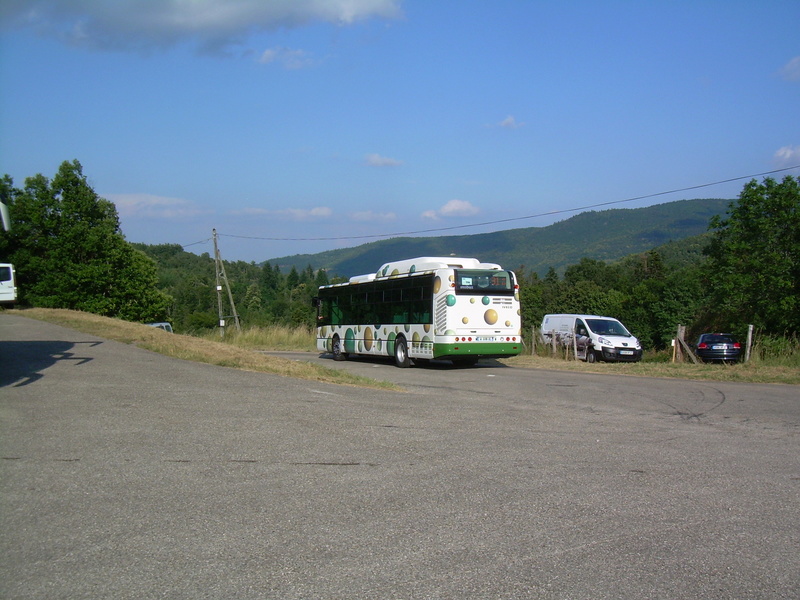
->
[0,263,17,306]
[540,314,642,363]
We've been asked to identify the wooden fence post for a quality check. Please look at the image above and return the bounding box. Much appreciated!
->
[675,324,698,364]
[674,324,684,363]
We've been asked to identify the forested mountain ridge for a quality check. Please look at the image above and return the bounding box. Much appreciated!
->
[269,198,730,278]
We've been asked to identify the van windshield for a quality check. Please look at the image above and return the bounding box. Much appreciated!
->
[586,318,631,337]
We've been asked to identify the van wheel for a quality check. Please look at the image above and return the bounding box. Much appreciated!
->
[394,336,410,368]
[586,348,597,363]
[332,335,347,361]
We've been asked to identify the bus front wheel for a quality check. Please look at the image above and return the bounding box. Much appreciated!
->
[332,335,347,361]
[394,336,410,368]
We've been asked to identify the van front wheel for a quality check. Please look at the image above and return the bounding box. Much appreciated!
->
[586,348,597,363]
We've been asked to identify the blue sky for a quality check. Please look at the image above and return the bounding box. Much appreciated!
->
[1,0,799,264]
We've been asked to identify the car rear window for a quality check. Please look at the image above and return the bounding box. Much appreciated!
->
[703,334,735,344]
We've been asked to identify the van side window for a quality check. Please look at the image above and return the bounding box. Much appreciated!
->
[576,319,588,336]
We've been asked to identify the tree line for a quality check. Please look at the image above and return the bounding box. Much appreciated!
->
[1,160,798,350]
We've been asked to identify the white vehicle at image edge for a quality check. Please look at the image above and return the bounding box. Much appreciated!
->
[0,263,17,306]
[540,313,642,363]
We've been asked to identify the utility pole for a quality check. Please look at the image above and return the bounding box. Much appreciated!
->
[212,229,241,337]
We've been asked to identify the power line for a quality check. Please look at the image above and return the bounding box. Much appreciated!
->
[182,237,212,248]
[186,164,800,246]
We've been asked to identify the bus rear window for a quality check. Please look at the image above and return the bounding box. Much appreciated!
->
[454,270,514,295]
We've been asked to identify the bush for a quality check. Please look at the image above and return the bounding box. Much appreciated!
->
[749,333,800,366]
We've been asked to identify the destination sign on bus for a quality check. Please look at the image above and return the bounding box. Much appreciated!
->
[454,270,514,294]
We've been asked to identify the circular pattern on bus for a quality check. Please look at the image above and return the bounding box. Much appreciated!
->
[364,327,373,351]
[484,309,498,325]
[345,328,356,353]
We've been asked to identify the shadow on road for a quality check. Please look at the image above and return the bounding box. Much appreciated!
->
[0,340,99,387]
[316,352,512,369]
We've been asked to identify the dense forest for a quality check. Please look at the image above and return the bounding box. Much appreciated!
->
[2,161,798,352]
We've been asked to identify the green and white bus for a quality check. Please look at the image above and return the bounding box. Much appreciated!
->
[313,256,522,367]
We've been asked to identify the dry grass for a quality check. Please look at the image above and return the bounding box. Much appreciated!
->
[200,323,317,350]
[502,353,800,385]
[9,308,401,391]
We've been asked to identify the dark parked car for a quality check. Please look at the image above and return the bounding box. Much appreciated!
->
[694,333,741,363]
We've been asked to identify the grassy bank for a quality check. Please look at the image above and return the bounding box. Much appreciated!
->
[502,354,800,385]
[8,309,400,391]
[8,308,799,385]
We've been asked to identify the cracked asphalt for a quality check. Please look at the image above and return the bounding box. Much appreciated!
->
[2,314,799,599]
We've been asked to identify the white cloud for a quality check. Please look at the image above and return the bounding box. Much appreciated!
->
[278,206,332,219]
[351,210,396,222]
[774,145,800,167]
[259,47,314,69]
[107,193,209,219]
[421,199,479,220]
[365,153,403,167]
[1,0,402,53]
[230,207,270,216]
[780,56,800,82]
[498,115,524,129]
[230,206,333,220]
[440,199,480,217]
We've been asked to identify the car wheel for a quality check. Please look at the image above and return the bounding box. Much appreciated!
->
[586,348,597,363]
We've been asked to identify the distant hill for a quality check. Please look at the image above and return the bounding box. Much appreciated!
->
[268,198,731,278]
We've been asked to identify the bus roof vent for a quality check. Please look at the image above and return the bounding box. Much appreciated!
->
[375,256,500,278]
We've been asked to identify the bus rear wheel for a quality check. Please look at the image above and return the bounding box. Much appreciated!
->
[332,335,347,361]
[394,336,410,368]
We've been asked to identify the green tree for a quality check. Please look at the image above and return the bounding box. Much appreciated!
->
[704,176,800,334]
[0,160,172,321]
[286,265,300,290]
[314,267,329,288]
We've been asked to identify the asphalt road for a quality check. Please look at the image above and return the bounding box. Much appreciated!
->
[1,313,799,599]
